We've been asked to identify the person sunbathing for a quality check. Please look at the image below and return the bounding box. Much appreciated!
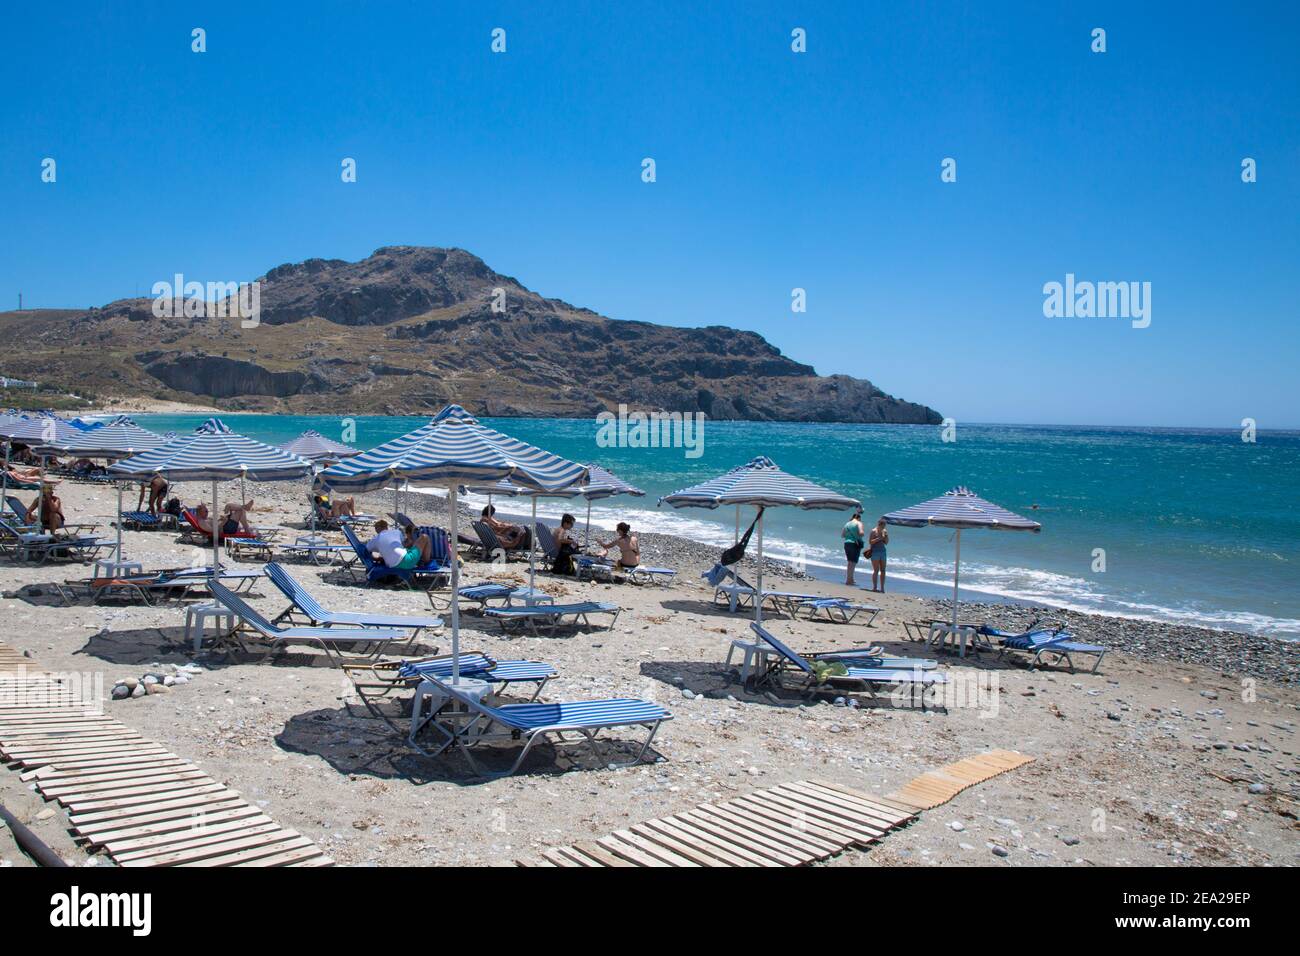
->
[481,505,527,548]
[314,493,356,519]
[596,522,641,569]
[192,503,247,538]
[223,502,254,535]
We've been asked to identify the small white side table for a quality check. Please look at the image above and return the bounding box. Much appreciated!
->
[185,602,236,653]
[512,588,556,607]
[726,639,779,684]
[927,621,986,658]
[409,675,492,753]
[93,559,144,581]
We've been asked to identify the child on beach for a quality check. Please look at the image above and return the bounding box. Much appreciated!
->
[552,513,582,576]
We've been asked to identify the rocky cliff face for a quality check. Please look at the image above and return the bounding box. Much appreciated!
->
[3,246,941,424]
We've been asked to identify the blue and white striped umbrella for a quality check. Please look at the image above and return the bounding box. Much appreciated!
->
[659,455,861,511]
[660,456,861,623]
[318,404,589,682]
[35,419,167,458]
[281,429,360,462]
[317,404,588,494]
[884,487,1041,627]
[108,432,312,483]
[109,431,312,573]
[0,415,80,445]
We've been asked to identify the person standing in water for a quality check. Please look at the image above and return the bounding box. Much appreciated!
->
[868,517,889,592]
[842,509,865,585]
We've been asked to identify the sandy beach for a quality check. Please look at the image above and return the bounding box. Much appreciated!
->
[1,476,1296,868]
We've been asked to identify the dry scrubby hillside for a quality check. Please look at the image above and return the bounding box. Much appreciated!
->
[1,246,941,423]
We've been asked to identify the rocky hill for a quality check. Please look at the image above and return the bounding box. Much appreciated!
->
[0,246,941,423]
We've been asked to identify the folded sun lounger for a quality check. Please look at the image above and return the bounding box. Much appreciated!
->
[409,673,671,776]
[482,600,621,635]
[983,625,1108,674]
[747,622,946,710]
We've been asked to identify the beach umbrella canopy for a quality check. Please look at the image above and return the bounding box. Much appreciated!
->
[660,456,861,622]
[883,486,1041,627]
[194,417,234,435]
[29,418,169,563]
[281,429,360,462]
[0,415,80,445]
[317,404,589,683]
[109,431,312,576]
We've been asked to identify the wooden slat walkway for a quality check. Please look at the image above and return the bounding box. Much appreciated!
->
[0,644,332,867]
[883,749,1033,811]
[516,750,1033,867]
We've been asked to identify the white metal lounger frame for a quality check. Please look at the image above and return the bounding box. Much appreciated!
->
[485,603,621,636]
[412,678,670,778]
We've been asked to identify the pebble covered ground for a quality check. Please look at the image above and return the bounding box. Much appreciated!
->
[1,477,1296,867]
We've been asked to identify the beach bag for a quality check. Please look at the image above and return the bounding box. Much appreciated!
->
[720,508,764,566]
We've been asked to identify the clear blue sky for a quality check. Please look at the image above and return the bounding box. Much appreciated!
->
[2,2,1296,428]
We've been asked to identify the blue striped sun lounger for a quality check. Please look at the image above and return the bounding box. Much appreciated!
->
[410,673,671,776]
[748,622,947,710]
[983,626,1108,674]
[0,519,111,564]
[205,579,409,665]
[798,597,882,626]
[265,562,441,647]
[626,565,676,586]
[119,510,162,531]
[277,538,354,565]
[482,601,620,635]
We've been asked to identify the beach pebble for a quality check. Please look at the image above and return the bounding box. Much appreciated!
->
[1248,783,1268,794]
[680,689,694,700]
[111,684,130,700]
[948,821,965,831]
[131,684,146,699]
[146,683,168,695]
[990,845,1009,858]
[1061,835,1081,846]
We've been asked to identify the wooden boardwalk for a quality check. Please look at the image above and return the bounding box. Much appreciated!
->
[518,750,1033,867]
[0,644,331,867]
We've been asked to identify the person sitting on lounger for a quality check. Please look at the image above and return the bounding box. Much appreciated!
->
[223,502,254,535]
[365,519,429,570]
[596,522,640,570]
[482,505,527,548]
[313,492,356,520]
[550,513,583,576]
[27,484,66,533]
[137,474,169,515]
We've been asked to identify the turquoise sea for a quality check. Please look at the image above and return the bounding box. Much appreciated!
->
[132,414,1300,640]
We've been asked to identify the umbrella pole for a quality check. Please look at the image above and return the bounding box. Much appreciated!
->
[115,482,124,562]
[529,496,537,594]
[735,505,740,545]
[449,484,461,683]
[38,455,46,532]
[211,479,220,578]
[754,506,764,624]
[952,529,962,628]
[1,440,9,507]
[584,499,591,549]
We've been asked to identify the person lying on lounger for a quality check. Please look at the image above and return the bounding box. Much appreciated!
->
[482,505,527,548]
[596,522,641,570]
[193,502,250,538]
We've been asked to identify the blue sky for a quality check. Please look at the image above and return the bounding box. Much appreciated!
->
[2,2,1297,428]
